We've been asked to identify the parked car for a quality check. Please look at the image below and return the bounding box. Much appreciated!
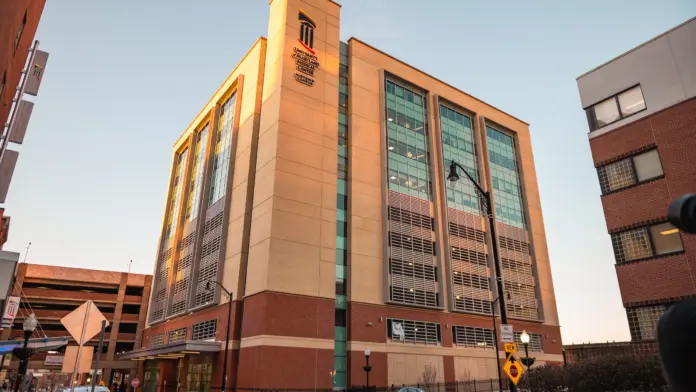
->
[56,386,110,392]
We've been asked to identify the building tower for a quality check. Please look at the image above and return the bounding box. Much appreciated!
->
[122,0,563,388]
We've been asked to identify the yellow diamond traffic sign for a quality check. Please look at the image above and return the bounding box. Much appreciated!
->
[504,357,524,385]
[504,343,517,354]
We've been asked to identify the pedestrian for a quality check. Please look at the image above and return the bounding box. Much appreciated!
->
[111,382,118,392]
[118,381,127,392]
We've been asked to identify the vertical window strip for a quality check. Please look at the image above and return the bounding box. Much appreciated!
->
[166,149,189,238]
[187,125,209,221]
[209,94,237,205]
[333,41,349,390]
[486,126,525,229]
[440,105,479,214]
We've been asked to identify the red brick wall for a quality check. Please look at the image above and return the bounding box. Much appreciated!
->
[0,0,45,125]
[590,98,696,305]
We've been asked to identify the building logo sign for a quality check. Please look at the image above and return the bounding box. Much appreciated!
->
[1,296,20,328]
[293,9,320,87]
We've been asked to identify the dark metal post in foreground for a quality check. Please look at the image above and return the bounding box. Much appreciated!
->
[91,320,107,392]
[491,297,504,392]
[448,161,516,392]
[207,281,233,392]
[13,314,37,392]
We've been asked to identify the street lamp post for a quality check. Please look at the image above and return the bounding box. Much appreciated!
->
[362,348,372,389]
[206,281,233,392]
[519,330,535,369]
[448,161,516,392]
[13,314,38,392]
[490,294,510,392]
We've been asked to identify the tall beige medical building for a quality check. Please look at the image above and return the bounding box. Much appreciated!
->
[120,0,563,389]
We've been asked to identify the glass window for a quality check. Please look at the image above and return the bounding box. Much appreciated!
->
[627,305,665,341]
[597,158,634,193]
[618,86,646,116]
[611,227,652,263]
[650,222,683,255]
[633,149,663,182]
[15,12,26,54]
[486,126,525,228]
[209,93,237,205]
[165,149,189,238]
[593,98,620,128]
[186,125,209,221]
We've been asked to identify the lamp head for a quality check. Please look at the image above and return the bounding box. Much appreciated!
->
[23,313,38,332]
[364,347,371,357]
[447,162,460,187]
[520,330,530,344]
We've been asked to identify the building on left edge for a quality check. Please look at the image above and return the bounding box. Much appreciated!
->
[0,0,49,242]
[0,263,152,390]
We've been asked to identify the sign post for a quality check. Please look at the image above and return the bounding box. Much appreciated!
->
[60,301,108,392]
[500,324,514,343]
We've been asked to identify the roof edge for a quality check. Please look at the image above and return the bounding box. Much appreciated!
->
[576,16,696,80]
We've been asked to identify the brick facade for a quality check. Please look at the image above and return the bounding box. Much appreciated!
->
[590,98,696,314]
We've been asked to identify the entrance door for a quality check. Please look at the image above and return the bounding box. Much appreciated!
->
[143,369,159,392]
[185,364,212,392]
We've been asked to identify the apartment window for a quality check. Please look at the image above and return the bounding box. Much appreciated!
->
[452,325,495,348]
[611,222,683,264]
[587,85,646,130]
[627,305,665,341]
[168,327,187,343]
[387,318,441,345]
[514,331,542,352]
[191,319,217,341]
[15,12,26,54]
[440,105,479,214]
[597,149,663,194]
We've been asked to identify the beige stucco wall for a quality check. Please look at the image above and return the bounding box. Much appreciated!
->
[346,38,559,326]
[387,353,445,386]
[246,0,341,299]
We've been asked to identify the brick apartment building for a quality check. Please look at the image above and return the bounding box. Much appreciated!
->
[576,17,696,349]
[0,263,151,389]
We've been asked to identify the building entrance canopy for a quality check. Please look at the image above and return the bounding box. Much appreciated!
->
[118,341,221,361]
[0,337,69,354]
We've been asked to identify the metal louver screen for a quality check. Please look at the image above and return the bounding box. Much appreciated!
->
[149,248,173,322]
[452,325,495,348]
[387,318,441,345]
[170,231,196,316]
[192,319,217,341]
[497,223,539,320]
[194,212,224,307]
[168,327,187,343]
[447,208,492,315]
[387,191,439,308]
[149,333,164,347]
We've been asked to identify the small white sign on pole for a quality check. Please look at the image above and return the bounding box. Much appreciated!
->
[500,324,514,343]
[1,296,20,328]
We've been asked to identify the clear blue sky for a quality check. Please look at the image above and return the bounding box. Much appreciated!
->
[5,0,694,344]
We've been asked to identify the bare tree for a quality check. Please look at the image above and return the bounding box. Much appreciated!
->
[418,364,438,392]
[458,369,473,392]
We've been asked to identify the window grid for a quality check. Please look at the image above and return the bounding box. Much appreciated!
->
[627,305,665,341]
[514,331,542,352]
[209,94,236,204]
[387,318,441,345]
[452,325,495,348]
[440,105,479,214]
[612,227,653,263]
[191,319,217,341]
[187,125,210,221]
[597,149,663,194]
[194,212,224,306]
[166,149,189,238]
[149,333,164,347]
[486,127,524,228]
[168,327,187,343]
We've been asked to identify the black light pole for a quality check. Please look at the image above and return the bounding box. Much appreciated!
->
[13,314,37,392]
[519,330,535,369]
[490,295,510,392]
[206,281,233,392]
[362,348,372,389]
[448,161,516,392]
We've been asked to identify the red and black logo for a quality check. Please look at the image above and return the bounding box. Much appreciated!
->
[298,9,316,55]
